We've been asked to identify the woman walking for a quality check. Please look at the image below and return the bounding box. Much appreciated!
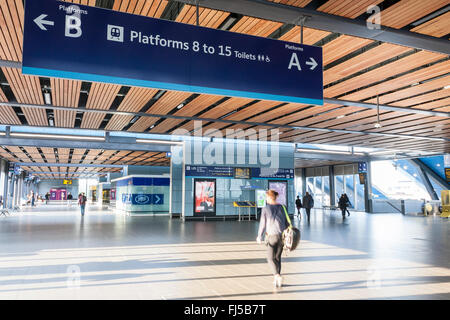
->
[78,192,87,217]
[256,190,290,288]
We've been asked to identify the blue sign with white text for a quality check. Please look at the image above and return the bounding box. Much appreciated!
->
[22,0,323,105]
[122,194,164,205]
[185,165,294,179]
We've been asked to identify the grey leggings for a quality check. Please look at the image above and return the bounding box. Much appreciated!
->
[266,234,284,275]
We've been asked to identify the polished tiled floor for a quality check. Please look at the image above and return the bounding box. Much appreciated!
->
[0,203,449,300]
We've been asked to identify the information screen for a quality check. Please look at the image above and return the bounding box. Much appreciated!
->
[268,181,287,207]
[234,167,251,179]
[256,190,267,208]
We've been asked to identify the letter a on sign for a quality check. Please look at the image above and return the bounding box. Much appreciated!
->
[288,53,301,71]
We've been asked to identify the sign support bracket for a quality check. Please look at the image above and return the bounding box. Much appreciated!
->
[295,15,310,44]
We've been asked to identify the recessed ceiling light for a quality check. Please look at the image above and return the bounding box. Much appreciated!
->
[176,103,184,109]
[44,92,52,105]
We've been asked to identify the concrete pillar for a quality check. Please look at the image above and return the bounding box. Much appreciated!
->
[7,174,13,209]
[329,165,335,206]
[12,175,18,208]
[170,145,184,219]
[17,173,24,206]
[301,168,306,196]
[0,160,7,208]
[364,161,373,213]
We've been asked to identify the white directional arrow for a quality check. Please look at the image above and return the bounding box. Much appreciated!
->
[305,57,318,70]
[154,195,161,204]
[34,14,54,31]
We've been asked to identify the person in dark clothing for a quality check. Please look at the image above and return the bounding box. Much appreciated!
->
[67,193,73,200]
[302,192,314,222]
[338,194,349,219]
[343,193,351,216]
[295,196,302,217]
[78,192,87,216]
[30,191,35,207]
[257,189,290,288]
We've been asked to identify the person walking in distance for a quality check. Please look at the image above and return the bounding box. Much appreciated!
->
[302,192,314,222]
[30,191,35,207]
[338,194,349,219]
[78,192,87,217]
[256,190,290,288]
[295,195,302,218]
[343,193,351,216]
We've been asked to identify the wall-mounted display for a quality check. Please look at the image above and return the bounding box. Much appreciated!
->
[194,179,216,215]
[234,167,251,179]
[185,165,294,180]
[268,181,287,207]
[359,172,366,184]
[256,189,267,208]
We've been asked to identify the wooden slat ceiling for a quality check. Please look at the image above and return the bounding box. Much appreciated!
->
[269,0,313,7]
[113,0,168,18]
[0,146,171,175]
[176,4,229,28]
[128,90,192,132]
[317,0,384,18]
[0,86,20,124]
[410,11,450,38]
[105,87,159,131]
[50,78,81,128]
[377,0,449,29]
[0,0,447,164]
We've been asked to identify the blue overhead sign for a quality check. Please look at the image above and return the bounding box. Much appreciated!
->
[122,193,164,205]
[185,165,294,179]
[22,0,323,105]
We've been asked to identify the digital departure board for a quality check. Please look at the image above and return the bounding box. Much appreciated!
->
[234,167,251,179]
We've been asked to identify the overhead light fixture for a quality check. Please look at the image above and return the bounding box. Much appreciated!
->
[49,118,54,126]
[374,95,382,128]
[44,92,52,105]
[220,16,237,30]
[130,116,139,123]
[296,148,365,156]
[444,85,450,90]
[10,133,105,141]
[136,139,183,145]
[336,115,345,119]
[369,150,395,155]
[176,103,184,109]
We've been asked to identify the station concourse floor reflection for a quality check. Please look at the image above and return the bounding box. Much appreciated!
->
[0,203,448,300]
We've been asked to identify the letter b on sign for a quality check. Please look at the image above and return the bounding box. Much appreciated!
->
[65,16,82,38]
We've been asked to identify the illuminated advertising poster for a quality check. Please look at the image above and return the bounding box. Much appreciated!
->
[194,179,216,215]
[256,190,267,208]
[268,181,287,207]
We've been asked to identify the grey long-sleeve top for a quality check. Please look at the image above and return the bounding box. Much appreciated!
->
[257,204,289,239]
